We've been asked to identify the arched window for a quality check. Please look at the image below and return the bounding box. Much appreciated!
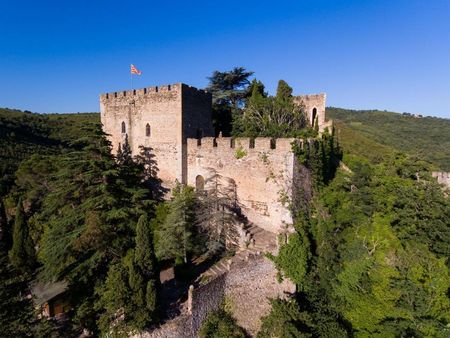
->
[146,123,151,137]
[121,121,126,134]
[195,175,205,192]
[311,108,317,127]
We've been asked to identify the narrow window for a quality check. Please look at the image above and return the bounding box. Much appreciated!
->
[146,123,151,137]
[121,121,126,134]
[312,108,317,127]
[196,175,205,191]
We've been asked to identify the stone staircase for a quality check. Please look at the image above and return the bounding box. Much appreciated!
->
[199,224,277,282]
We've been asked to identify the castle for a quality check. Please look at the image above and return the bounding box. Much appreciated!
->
[100,83,330,234]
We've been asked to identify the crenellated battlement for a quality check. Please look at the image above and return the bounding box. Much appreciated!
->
[295,93,326,100]
[187,137,302,153]
[99,83,210,101]
[100,81,322,235]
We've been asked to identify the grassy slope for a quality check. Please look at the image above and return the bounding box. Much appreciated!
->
[327,107,450,171]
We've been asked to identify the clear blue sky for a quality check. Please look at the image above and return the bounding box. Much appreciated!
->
[1,0,449,117]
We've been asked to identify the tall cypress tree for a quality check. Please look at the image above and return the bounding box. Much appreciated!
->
[98,214,159,334]
[0,252,35,337]
[134,214,158,315]
[8,198,35,272]
[0,199,8,248]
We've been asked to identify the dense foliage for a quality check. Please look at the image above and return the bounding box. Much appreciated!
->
[267,147,450,336]
[0,108,99,196]
[232,80,313,138]
[0,112,161,336]
[200,308,247,338]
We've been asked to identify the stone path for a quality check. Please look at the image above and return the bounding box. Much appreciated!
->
[199,224,278,282]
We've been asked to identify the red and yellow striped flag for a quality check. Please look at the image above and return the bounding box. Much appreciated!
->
[130,64,142,75]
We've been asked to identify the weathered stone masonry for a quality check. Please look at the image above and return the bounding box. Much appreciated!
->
[187,137,299,233]
[100,83,214,186]
[101,83,327,337]
[100,83,329,234]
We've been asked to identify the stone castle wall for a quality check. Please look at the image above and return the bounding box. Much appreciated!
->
[100,83,325,232]
[100,83,213,187]
[136,255,295,338]
[432,171,450,189]
[186,137,300,233]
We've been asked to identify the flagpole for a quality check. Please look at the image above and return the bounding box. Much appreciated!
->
[130,69,133,90]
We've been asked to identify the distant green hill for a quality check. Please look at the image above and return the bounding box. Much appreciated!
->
[327,107,450,171]
[0,108,99,195]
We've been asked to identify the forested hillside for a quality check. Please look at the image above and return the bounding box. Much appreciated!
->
[327,107,450,170]
[0,108,99,195]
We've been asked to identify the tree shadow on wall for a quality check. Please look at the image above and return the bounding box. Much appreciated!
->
[134,145,168,201]
[196,171,249,253]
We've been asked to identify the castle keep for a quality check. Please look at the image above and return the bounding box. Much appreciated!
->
[100,83,329,234]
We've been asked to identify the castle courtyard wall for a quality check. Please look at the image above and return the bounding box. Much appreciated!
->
[187,137,299,234]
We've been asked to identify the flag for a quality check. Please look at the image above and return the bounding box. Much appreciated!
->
[130,64,142,75]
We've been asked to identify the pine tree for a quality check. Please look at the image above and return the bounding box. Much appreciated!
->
[36,125,154,333]
[116,134,133,166]
[276,79,293,101]
[195,174,240,253]
[0,198,8,247]
[8,198,35,272]
[0,252,35,337]
[156,183,197,263]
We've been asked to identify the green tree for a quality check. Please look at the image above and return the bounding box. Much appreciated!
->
[206,67,254,136]
[200,308,247,338]
[196,174,241,253]
[31,125,154,334]
[234,79,310,138]
[134,214,158,316]
[155,183,197,264]
[276,79,293,101]
[258,299,308,338]
[0,252,36,337]
[98,214,159,334]
[0,199,8,247]
[206,67,254,107]
[247,79,267,100]
[8,198,35,272]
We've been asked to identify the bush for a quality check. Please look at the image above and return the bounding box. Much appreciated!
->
[199,308,247,338]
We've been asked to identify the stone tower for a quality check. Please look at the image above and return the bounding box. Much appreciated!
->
[294,93,331,132]
[100,83,330,234]
[100,83,214,187]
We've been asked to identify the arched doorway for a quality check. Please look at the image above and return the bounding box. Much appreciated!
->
[195,175,205,192]
[121,121,126,134]
[311,108,317,128]
[146,123,151,137]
